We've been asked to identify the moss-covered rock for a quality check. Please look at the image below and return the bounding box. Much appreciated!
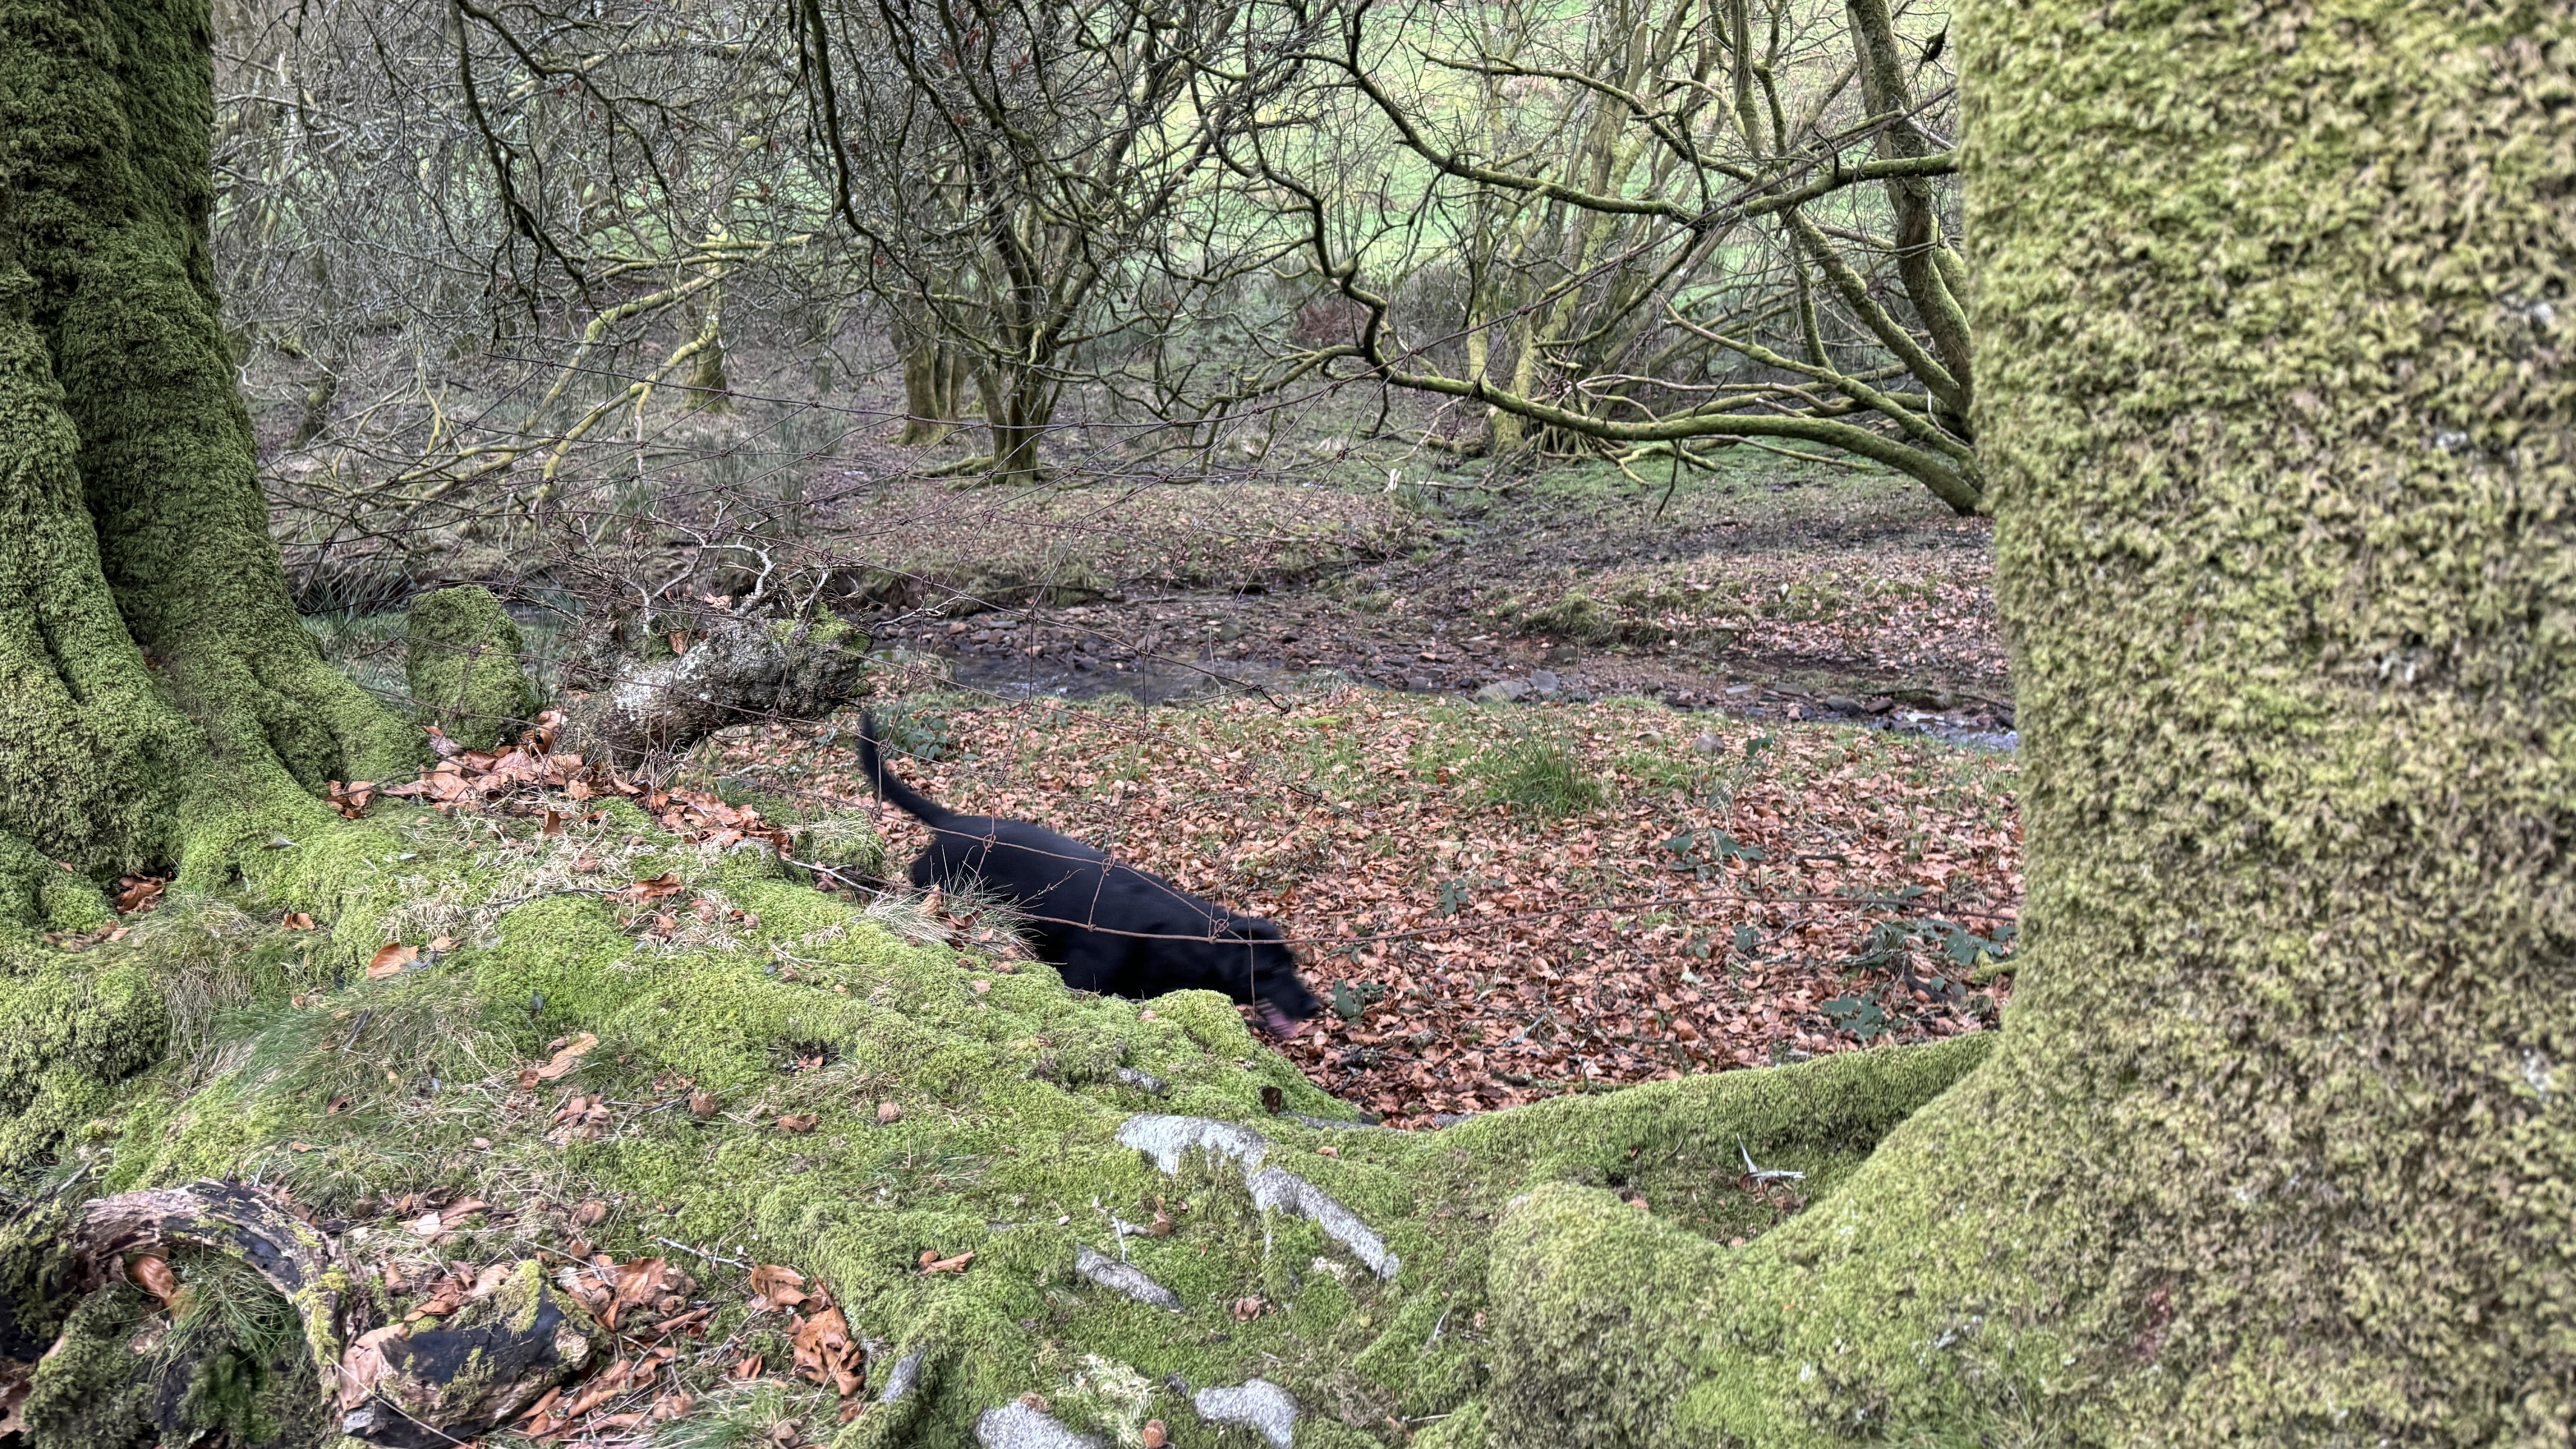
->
[405,587,539,751]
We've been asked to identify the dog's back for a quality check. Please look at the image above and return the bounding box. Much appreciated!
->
[856,715,1324,1032]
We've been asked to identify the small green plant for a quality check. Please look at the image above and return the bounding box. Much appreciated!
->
[1434,876,1507,916]
[1659,825,1767,882]
[1331,980,1388,1020]
[1473,730,1607,816]
[865,700,959,763]
[1820,992,1897,1040]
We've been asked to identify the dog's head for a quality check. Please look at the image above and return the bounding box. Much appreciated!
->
[1224,916,1323,1039]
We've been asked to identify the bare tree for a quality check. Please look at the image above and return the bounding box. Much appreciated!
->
[796,0,1310,484]
[1236,0,1981,511]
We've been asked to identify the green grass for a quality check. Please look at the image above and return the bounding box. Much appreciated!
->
[1469,727,1608,817]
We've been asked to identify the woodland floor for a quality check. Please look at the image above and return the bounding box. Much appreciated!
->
[296,426,2023,1128]
[686,452,2020,1125]
[690,690,2019,1128]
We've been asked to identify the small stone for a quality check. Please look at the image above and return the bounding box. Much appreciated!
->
[1473,679,1530,704]
[1246,1167,1398,1278]
[974,1401,1106,1449]
[1192,1380,1298,1449]
[1529,668,1559,694]
[1824,694,1864,714]
[1075,1246,1182,1311]
[878,1348,926,1404]
[1117,1115,1273,1174]
[877,1101,902,1124]
[1693,731,1721,754]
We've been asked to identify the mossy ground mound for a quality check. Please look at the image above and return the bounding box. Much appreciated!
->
[3,777,1986,1448]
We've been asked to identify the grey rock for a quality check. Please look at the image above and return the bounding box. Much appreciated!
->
[1693,731,1721,754]
[879,1348,926,1403]
[1823,694,1864,714]
[1193,1380,1298,1449]
[1474,679,1530,704]
[1117,1114,1272,1175]
[1528,668,1559,694]
[1246,1167,1399,1279]
[1114,1067,1168,1095]
[974,1402,1107,1449]
[1075,1246,1182,1311]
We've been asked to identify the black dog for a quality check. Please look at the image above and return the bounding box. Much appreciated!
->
[857,717,1323,1036]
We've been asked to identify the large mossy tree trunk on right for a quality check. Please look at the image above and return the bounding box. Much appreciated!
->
[1480,4,2575,1443]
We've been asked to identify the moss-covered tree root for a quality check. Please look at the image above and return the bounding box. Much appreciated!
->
[0,783,1992,1448]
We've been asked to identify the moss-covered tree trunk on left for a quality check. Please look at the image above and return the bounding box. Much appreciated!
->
[0,0,416,902]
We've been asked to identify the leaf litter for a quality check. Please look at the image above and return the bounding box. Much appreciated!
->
[699,687,2020,1126]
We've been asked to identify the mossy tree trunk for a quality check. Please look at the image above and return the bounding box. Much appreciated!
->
[890,300,971,447]
[1484,3,2575,1442]
[975,359,1052,488]
[0,0,415,902]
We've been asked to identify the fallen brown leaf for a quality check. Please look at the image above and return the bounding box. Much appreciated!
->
[518,1387,564,1425]
[282,911,316,931]
[777,1112,819,1134]
[748,1263,809,1312]
[531,1032,600,1081]
[920,1250,974,1275]
[366,943,416,979]
[614,872,685,902]
[127,1254,181,1311]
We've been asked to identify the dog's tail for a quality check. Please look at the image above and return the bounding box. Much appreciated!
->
[856,714,956,828]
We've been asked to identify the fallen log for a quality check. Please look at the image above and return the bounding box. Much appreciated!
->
[556,612,874,768]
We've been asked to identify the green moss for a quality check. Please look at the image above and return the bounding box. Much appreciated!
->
[16,1260,323,1449]
[0,277,204,883]
[0,953,168,1174]
[17,1284,161,1448]
[5,770,1996,1446]
[406,586,541,750]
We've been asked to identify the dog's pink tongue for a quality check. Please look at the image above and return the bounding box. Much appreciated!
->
[1262,1007,1306,1040]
